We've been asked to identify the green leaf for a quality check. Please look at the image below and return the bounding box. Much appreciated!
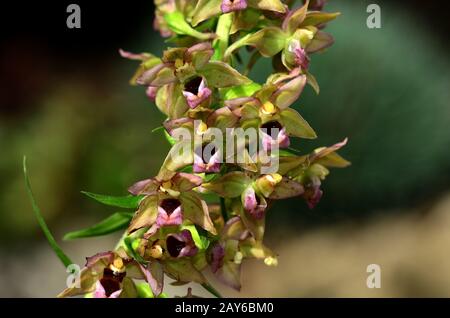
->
[63,212,134,240]
[198,61,251,88]
[23,156,73,268]
[164,11,215,40]
[81,191,143,209]
[220,82,262,100]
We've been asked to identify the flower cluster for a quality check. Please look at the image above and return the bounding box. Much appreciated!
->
[59,0,349,298]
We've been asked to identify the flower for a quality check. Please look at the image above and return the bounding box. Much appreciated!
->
[156,198,183,227]
[130,42,249,119]
[303,182,323,209]
[260,120,291,150]
[166,230,198,258]
[278,138,350,208]
[127,171,217,235]
[58,250,164,298]
[93,273,123,298]
[64,0,348,298]
[146,86,158,101]
[193,143,221,173]
[287,39,310,71]
[182,76,212,109]
[208,217,277,290]
[225,75,316,151]
[242,186,267,219]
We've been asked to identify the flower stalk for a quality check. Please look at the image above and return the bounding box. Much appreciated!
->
[27,0,350,298]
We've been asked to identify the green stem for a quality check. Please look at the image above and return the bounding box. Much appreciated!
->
[23,156,73,268]
[201,282,223,298]
[212,13,233,61]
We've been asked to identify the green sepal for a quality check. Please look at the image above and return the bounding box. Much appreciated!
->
[164,11,215,40]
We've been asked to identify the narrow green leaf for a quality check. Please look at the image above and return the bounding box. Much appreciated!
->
[23,156,73,268]
[151,125,176,146]
[63,212,134,240]
[81,191,143,209]
[151,126,164,133]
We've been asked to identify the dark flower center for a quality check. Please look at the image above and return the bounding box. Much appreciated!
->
[160,198,181,215]
[261,121,283,139]
[100,268,125,297]
[255,195,261,206]
[166,235,186,257]
[184,76,202,94]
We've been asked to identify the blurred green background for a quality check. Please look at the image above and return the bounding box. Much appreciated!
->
[1,0,449,297]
